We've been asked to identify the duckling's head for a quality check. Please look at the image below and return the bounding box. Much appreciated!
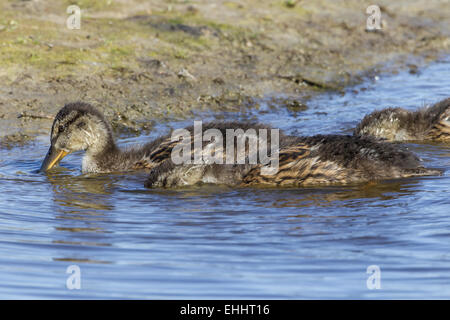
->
[40,102,115,172]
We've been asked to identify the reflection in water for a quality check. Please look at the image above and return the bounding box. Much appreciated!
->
[45,168,120,264]
[218,178,420,210]
[270,180,417,208]
[46,168,115,212]
[53,257,111,264]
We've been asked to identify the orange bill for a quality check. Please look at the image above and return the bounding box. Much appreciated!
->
[40,146,69,172]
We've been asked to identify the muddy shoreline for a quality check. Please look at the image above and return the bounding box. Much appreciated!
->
[0,0,449,148]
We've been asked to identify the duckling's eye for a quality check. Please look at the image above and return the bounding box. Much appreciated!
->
[77,121,86,128]
[58,125,65,133]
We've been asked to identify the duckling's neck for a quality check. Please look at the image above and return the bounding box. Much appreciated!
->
[82,140,121,173]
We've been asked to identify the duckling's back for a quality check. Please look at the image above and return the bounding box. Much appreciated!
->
[355,98,450,142]
[144,127,440,187]
[242,135,440,186]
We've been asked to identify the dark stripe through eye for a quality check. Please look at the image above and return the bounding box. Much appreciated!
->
[61,113,83,131]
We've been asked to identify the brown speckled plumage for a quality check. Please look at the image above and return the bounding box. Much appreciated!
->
[355,98,450,142]
[41,102,441,188]
[144,129,441,187]
[241,135,436,187]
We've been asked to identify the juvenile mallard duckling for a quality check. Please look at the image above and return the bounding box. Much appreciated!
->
[40,102,170,173]
[147,134,440,187]
[354,98,450,142]
[41,102,440,187]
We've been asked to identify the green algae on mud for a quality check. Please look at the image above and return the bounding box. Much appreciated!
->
[0,0,449,146]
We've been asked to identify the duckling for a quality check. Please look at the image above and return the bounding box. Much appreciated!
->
[354,98,450,142]
[147,134,440,187]
[40,102,169,173]
[41,102,440,187]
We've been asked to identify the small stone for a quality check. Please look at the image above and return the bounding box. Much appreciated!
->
[186,5,198,14]
[177,68,197,81]
[213,78,225,85]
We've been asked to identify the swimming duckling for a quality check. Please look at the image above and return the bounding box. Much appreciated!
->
[41,102,440,187]
[40,102,170,173]
[354,98,450,142]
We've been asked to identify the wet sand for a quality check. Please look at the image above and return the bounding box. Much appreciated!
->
[0,0,449,147]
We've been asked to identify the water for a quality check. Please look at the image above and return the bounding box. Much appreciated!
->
[1,58,449,299]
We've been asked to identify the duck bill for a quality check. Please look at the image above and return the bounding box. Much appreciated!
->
[40,146,69,172]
